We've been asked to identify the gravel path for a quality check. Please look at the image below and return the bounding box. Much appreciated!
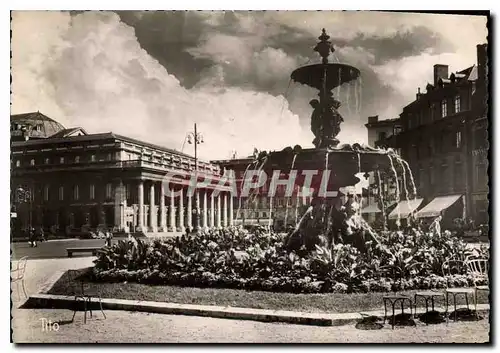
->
[12,308,490,343]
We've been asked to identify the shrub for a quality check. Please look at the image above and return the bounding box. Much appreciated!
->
[92,226,489,294]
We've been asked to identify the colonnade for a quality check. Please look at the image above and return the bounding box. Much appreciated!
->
[133,180,233,233]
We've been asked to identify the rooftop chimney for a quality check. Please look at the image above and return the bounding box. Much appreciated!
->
[368,115,379,124]
[477,43,488,83]
[416,87,423,100]
[433,64,449,86]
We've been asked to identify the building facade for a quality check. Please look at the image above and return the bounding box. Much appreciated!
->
[11,113,234,237]
[365,43,489,227]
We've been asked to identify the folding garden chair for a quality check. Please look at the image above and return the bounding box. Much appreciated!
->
[465,258,489,319]
[11,256,28,301]
[65,269,106,324]
[413,262,446,323]
[442,259,474,323]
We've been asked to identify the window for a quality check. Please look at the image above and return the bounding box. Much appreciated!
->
[454,95,461,113]
[91,155,96,162]
[59,186,64,201]
[476,163,488,190]
[262,212,267,218]
[105,183,113,199]
[59,157,65,164]
[30,159,35,166]
[15,160,20,167]
[43,185,49,201]
[73,185,79,200]
[378,131,387,141]
[456,131,462,149]
[44,158,50,164]
[35,125,42,132]
[90,184,95,200]
[441,99,447,118]
[107,153,112,161]
[75,156,80,163]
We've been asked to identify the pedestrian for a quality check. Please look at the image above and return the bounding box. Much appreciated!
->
[31,227,38,247]
[105,230,113,247]
[28,228,34,247]
[429,215,442,238]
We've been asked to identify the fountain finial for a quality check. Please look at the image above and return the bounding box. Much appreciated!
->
[314,28,334,64]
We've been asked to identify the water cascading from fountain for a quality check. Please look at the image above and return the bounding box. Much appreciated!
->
[388,154,401,227]
[284,153,298,227]
[397,156,412,215]
[345,81,351,117]
[295,185,300,225]
[377,169,387,230]
[268,194,273,229]
[401,159,417,201]
[356,152,362,218]
[336,68,342,100]
[248,157,267,206]
[237,161,257,223]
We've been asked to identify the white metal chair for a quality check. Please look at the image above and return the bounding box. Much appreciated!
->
[11,256,28,301]
[465,258,489,319]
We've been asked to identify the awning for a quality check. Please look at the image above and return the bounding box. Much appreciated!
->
[388,198,424,220]
[360,204,381,214]
[415,195,463,219]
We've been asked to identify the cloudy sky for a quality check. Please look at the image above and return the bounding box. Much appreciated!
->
[11,11,487,160]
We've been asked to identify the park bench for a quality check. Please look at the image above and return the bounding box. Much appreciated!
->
[66,247,101,258]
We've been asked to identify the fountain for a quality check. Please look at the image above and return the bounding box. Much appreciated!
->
[239,29,412,252]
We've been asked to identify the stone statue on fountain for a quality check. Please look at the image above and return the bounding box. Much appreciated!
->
[310,94,344,149]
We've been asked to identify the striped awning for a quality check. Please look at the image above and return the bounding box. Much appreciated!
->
[415,195,463,219]
[388,198,424,220]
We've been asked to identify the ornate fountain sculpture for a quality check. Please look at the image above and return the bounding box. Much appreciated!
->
[241,29,414,253]
[291,28,360,149]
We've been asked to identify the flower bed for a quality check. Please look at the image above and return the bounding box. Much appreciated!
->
[92,227,488,294]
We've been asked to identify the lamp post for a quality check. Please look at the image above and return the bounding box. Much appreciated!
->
[16,186,32,233]
[187,123,204,232]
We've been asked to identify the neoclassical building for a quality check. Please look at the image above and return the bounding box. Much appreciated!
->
[10,112,234,237]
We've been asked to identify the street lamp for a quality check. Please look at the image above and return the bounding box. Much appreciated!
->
[187,123,204,232]
[15,186,32,233]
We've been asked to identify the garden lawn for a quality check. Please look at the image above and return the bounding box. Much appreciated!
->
[48,270,490,314]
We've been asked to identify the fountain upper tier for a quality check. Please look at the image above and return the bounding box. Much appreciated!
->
[291,63,361,91]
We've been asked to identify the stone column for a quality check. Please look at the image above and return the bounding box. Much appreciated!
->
[138,180,144,232]
[223,193,228,227]
[210,191,215,228]
[159,182,166,231]
[216,194,222,229]
[202,190,208,230]
[194,190,201,231]
[229,194,234,226]
[178,187,185,232]
[149,182,156,232]
[114,179,125,232]
[169,189,176,232]
[187,192,193,231]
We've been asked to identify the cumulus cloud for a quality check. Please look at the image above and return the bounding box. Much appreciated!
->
[11,11,310,160]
